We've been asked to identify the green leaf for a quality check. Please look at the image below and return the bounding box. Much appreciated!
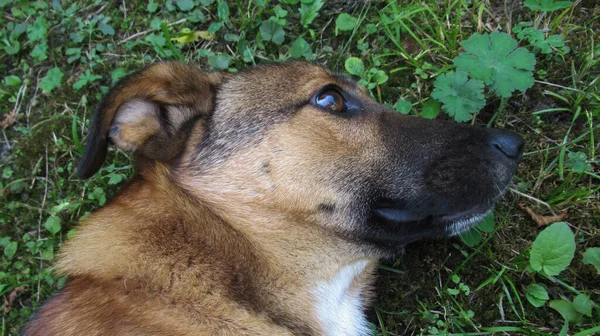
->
[516,27,566,54]
[176,0,195,11]
[583,247,600,274]
[217,1,229,21]
[454,32,535,97]
[476,212,495,233]
[529,222,575,276]
[421,99,441,119]
[4,75,22,87]
[372,70,388,85]
[26,17,48,41]
[147,0,158,13]
[208,21,224,34]
[199,0,215,5]
[565,152,590,173]
[431,71,485,123]
[44,216,62,235]
[188,9,206,23]
[299,0,324,27]
[30,42,48,61]
[108,173,124,185]
[550,300,581,322]
[208,54,231,70]
[259,20,285,45]
[98,21,115,36]
[74,70,102,90]
[4,241,17,259]
[290,37,314,60]
[460,227,483,247]
[40,67,64,94]
[4,42,20,55]
[572,294,593,317]
[524,0,573,12]
[335,13,357,33]
[525,284,549,307]
[344,57,364,76]
[111,67,128,85]
[393,99,412,114]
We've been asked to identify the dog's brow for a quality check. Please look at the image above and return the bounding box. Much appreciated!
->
[331,74,359,87]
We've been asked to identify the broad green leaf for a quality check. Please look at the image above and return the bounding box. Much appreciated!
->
[208,22,224,34]
[550,300,581,322]
[259,20,285,45]
[26,17,48,41]
[476,212,495,233]
[188,9,206,23]
[208,54,231,70]
[335,13,357,33]
[372,70,388,85]
[4,241,17,259]
[44,216,62,235]
[4,75,22,87]
[111,67,128,85]
[529,222,575,276]
[460,227,482,247]
[572,294,593,317]
[431,71,485,123]
[524,0,573,12]
[40,67,64,94]
[344,57,364,76]
[290,37,314,60]
[299,0,323,27]
[147,0,158,13]
[30,42,48,61]
[217,1,229,21]
[525,284,549,307]
[176,0,194,11]
[199,0,215,5]
[565,152,590,173]
[454,32,535,97]
[98,21,115,36]
[393,99,412,114]
[421,99,441,119]
[515,27,567,54]
[108,173,124,185]
[583,247,600,273]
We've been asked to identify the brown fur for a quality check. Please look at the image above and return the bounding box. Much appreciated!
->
[24,61,522,335]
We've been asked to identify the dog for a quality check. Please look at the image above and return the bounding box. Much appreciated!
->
[23,61,523,336]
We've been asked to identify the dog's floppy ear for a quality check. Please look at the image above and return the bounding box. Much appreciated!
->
[76,62,225,179]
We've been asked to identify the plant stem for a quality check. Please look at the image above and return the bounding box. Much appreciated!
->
[487,97,507,127]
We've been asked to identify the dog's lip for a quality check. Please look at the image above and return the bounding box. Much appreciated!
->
[373,204,488,224]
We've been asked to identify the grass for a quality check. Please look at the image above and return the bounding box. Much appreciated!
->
[1,0,599,335]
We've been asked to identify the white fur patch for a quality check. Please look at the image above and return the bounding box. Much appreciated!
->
[446,209,492,236]
[313,260,370,336]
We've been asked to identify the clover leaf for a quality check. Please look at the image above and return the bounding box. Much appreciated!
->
[431,71,485,123]
[454,32,536,98]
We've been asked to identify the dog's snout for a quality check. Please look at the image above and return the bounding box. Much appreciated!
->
[489,129,524,160]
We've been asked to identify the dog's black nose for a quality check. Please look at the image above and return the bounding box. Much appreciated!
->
[489,129,524,160]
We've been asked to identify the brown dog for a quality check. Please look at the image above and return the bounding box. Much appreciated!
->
[23,62,522,335]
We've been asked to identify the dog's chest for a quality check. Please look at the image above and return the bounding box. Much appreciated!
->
[313,260,370,336]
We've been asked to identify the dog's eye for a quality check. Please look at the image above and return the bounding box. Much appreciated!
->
[316,89,346,113]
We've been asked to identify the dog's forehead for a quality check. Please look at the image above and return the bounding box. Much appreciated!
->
[221,62,363,102]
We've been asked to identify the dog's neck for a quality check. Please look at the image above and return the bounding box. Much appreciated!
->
[57,164,378,335]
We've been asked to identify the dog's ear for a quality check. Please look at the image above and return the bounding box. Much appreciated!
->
[76,62,226,178]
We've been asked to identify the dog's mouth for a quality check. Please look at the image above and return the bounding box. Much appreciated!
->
[372,202,492,236]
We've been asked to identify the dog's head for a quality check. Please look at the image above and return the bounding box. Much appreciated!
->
[78,61,522,256]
